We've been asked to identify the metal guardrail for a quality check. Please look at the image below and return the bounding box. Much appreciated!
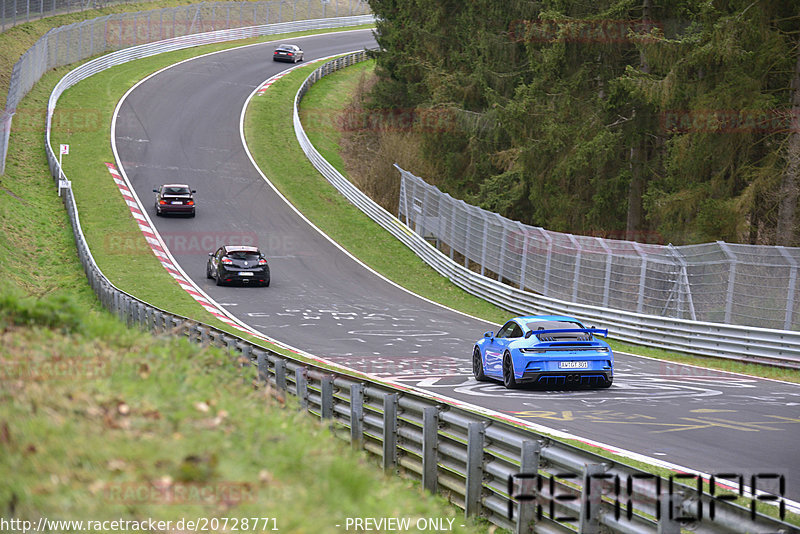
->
[37,24,798,534]
[291,54,800,371]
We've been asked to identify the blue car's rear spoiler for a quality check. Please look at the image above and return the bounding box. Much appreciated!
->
[526,327,608,339]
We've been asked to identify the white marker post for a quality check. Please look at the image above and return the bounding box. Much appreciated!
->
[58,144,70,196]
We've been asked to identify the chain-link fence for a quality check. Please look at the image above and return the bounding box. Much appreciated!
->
[0,0,365,31]
[1,0,142,32]
[0,0,370,174]
[397,167,800,332]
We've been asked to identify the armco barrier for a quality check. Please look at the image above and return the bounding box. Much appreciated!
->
[292,54,800,370]
[41,27,798,534]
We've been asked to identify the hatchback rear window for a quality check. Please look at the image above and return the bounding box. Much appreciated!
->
[227,252,261,261]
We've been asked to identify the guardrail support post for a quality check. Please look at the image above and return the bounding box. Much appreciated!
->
[657,491,681,534]
[464,422,485,518]
[579,464,604,534]
[274,358,287,392]
[515,440,540,534]
[197,327,208,345]
[295,367,308,410]
[422,406,439,493]
[382,393,397,473]
[321,376,333,419]
[225,336,237,356]
[256,350,268,384]
[239,343,251,367]
[350,383,364,449]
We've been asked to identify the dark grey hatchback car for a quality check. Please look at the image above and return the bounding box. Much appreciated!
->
[206,245,270,287]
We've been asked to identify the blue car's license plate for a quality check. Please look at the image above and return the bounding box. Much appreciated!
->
[559,361,588,369]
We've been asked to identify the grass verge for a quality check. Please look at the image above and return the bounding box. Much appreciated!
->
[0,289,490,532]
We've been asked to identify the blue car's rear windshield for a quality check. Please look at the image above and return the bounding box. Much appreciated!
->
[525,320,583,331]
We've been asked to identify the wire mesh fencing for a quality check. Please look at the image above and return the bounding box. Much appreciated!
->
[397,166,800,332]
[0,0,371,174]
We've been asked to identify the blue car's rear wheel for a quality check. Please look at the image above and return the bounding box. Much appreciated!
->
[472,346,489,382]
[502,352,519,389]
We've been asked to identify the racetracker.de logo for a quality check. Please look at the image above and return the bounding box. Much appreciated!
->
[13,108,102,133]
[104,481,257,505]
[302,107,459,134]
[104,231,259,255]
[661,109,800,134]
[0,357,110,381]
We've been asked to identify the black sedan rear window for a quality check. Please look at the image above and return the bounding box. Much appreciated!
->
[164,186,191,195]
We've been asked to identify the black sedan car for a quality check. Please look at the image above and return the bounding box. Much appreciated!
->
[273,44,304,63]
[153,184,196,217]
[207,245,270,287]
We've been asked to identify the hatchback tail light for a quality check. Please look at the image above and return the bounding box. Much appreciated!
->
[159,200,167,205]
[221,258,233,265]
[258,258,267,265]
[186,200,194,205]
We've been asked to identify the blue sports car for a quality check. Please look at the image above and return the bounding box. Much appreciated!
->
[473,315,613,389]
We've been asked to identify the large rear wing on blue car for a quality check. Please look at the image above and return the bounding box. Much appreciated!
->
[525,327,608,340]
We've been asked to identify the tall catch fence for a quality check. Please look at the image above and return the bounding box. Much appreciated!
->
[1,0,370,174]
[1,0,146,32]
[398,168,800,332]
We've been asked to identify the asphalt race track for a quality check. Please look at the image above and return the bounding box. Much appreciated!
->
[112,29,800,500]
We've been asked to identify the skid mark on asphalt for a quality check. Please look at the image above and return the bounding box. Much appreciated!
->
[244,306,471,358]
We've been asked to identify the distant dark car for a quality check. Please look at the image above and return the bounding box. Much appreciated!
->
[273,44,304,63]
[153,184,195,217]
[207,245,270,287]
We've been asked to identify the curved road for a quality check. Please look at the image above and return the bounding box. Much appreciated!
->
[112,29,800,500]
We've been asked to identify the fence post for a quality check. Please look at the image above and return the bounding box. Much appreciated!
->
[569,234,582,303]
[599,238,612,309]
[321,375,333,419]
[717,241,737,324]
[515,440,540,534]
[349,383,364,449]
[777,246,797,329]
[382,393,397,472]
[422,406,438,493]
[464,422,485,517]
